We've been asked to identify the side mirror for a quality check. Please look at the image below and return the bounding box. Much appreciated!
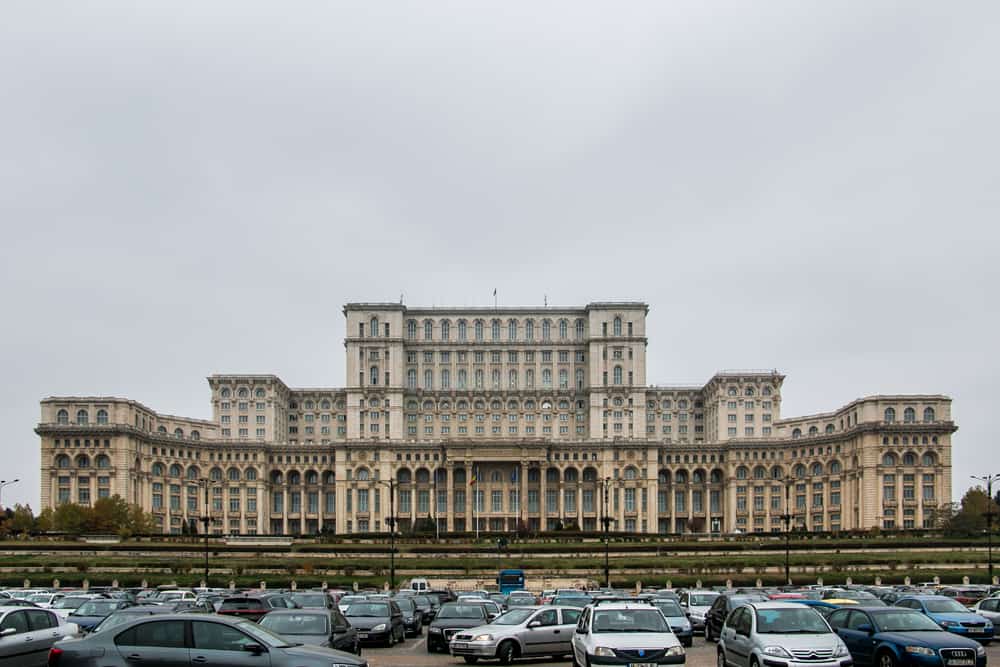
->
[242,644,266,655]
[857,624,874,634]
[0,628,17,637]
[527,621,541,629]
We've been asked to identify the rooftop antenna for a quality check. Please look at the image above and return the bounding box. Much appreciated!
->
[544,294,548,307]
[493,288,498,311]
[399,293,404,305]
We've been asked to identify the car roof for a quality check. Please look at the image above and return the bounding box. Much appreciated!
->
[0,605,50,612]
[744,601,815,610]
[261,608,332,616]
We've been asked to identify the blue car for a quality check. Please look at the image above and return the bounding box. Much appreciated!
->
[789,599,851,618]
[895,596,994,644]
[829,606,987,667]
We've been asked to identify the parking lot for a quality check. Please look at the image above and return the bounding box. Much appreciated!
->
[363,634,1000,667]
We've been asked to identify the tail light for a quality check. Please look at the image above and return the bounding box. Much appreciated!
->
[47,648,63,666]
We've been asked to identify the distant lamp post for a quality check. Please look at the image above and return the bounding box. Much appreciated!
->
[600,477,621,589]
[378,479,397,590]
[971,474,1000,584]
[0,479,20,510]
[779,477,794,586]
[199,478,210,585]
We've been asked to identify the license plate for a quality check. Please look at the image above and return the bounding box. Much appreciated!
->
[967,629,985,634]
[452,642,468,649]
[359,633,369,639]
[630,663,656,667]
[947,660,974,666]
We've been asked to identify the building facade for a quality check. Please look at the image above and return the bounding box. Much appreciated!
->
[36,302,956,535]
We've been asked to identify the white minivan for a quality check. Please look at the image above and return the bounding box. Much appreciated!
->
[409,578,429,593]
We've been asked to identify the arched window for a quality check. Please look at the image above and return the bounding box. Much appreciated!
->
[474,369,484,389]
[559,319,568,339]
[96,409,108,424]
[736,466,748,480]
[255,388,266,398]
[220,388,231,398]
[753,466,766,480]
[74,454,89,468]
[238,388,249,398]
[575,319,585,340]
[825,424,835,434]
[546,468,560,483]
[624,466,638,480]
[492,369,501,389]
[565,468,579,483]
[762,386,772,396]
[226,467,239,481]
[675,470,688,484]
[525,320,534,340]
[441,320,450,340]
[186,465,198,479]
[491,319,501,341]
[357,468,370,481]
[613,317,622,336]
[745,386,755,396]
[453,319,466,341]
[370,366,379,385]
[441,369,451,390]
[583,467,598,482]
[771,466,784,480]
[881,453,897,466]
[55,454,70,469]
[490,470,501,483]
[659,470,672,484]
[508,369,518,389]
[174,428,184,439]
[397,468,412,484]
[210,467,222,481]
[792,428,801,439]
[794,464,806,478]
[369,317,379,337]
[884,407,896,423]
[407,320,417,340]
[711,469,724,484]
[508,319,518,340]
[245,468,257,481]
[692,469,705,484]
[152,463,165,476]
[76,409,89,425]
[902,452,917,466]
[407,369,417,389]
[474,320,484,341]
[270,471,283,485]
[424,320,433,340]
[575,369,584,389]
[542,319,551,340]
[158,426,167,434]
[558,369,567,389]
[922,453,936,466]
[324,471,335,484]
[57,409,69,424]
[727,387,738,397]
[923,407,935,423]
[613,366,623,385]
[169,464,182,477]
[306,470,319,485]
[424,370,433,390]
[903,407,916,423]
[542,369,552,388]
[811,462,823,476]
[190,430,200,441]
[808,426,818,436]
[829,461,842,474]
[457,369,467,389]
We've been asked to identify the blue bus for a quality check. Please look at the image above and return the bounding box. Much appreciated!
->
[497,569,525,594]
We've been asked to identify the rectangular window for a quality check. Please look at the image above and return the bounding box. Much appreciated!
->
[583,489,594,512]
[564,489,576,513]
[399,490,412,514]
[291,491,302,513]
[674,491,686,513]
[528,490,539,513]
[492,490,503,512]
[545,489,558,513]
[624,488,635,512]
[272,491,283,513]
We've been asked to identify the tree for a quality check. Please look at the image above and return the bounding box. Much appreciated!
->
[52,503,91,534]
[91,496,131,533]
[8,504,36,534]
[945,488,1000,534]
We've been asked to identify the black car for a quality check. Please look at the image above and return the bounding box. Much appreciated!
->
[67,599,134,633]
[259,608,360,654]
[218,593,299,622]
[412,594,436,622]
[394,596,423,636]
[290,592,337,610]
[344,600,405,647]
[427,602,491,653]
[704,593,769,642]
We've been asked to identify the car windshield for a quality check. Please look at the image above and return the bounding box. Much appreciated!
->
[493,609,535,625]
[346,603,389,617]
[260,613,329,635]
[92,611,152,634]
[235,619,296,648]
[874,611,944,633]
[923,599,970,614]
[437,604,486,619]
[654,601,684,617]
[27,595,52,603]
[839,591,878,601]
[593,610,669,633]
[554,597,590,608]
[54,597,89,610]
[413,596,432,607]
[395,598,416,612]
[690,594,719,606]
[75,601,119,616]
[755,608,831,634]
[339,596,365,605]
[290,594,327,608]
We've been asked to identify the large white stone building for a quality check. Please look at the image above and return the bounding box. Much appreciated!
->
[36,301,955,535]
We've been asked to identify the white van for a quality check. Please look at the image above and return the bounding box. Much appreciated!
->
[409,578,429,592]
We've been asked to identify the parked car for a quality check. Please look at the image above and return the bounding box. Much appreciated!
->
[0,606,78,667]
[26,593,64,609]
[338,595,368,614]
[51,596,103,621]
[88,605,177,635]
[451,605,582,664]
[790,599,854,618]
[290,592,337,610]
[428,602,491,653]
[652,598,693,647]
[412,594,437,622]
[259,608,360,654]
[972,598,1000,624]
[895,596,994,644]
[507,593,539,608]
[571,599,685,667]
[217,593,299,623]
[394,596,423,637]
[67,599,134,633]
[705,593,769,642]
[941,588,989,609]
[48,614,367,667]
[550,595,592,609]
[679,590,720,636]
[829,606,986,667]
[343,599,405,647]
[717,601,850,667]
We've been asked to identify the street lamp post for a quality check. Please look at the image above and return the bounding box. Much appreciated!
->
[379,479,396,590]
[199,478,210,586]
[0,479,20,510]
[600,477,618,589]
[779,477,793,586]
[972,474,1000,584]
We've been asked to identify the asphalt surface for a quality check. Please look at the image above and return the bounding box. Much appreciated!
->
[363,633,1000,667]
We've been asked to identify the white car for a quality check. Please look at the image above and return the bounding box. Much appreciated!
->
[0,606,78,666]
[571,599,685,667]
[155,590,196,602]
[26,593,64,609]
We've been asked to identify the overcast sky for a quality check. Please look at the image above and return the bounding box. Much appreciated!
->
[1,2,998,511]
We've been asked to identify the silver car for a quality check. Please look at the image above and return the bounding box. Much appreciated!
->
[0,606,79,667]
[450,606,582,664]
[973,598,1000,624]
[718,601,851,667]
[680,589,721,635]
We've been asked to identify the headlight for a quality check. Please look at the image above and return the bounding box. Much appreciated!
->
[985,622,994,630]
[371,624,386,632]
[594,647,616,657]
[833,644,850,658]
[472,634,493,642]
[763,646,792,658]
[666,646,685,656]
[940,620,957,627]
[977,646,987,657]
[429,627,442,633]
[904,646,935,656]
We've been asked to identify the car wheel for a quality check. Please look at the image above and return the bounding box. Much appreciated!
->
[464,657,479,664]
[497,640,516,665]
[571,650,581,667]
[750,657,760,667]
[877,651,898,667]
[718,648,727,667]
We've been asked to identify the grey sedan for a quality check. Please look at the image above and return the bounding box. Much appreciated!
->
[0,607,78,667]
[259,609,360,654]
[450,605,582,664]
[50,614,367,667]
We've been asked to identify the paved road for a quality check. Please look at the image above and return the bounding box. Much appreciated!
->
[363,633,1000,667]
